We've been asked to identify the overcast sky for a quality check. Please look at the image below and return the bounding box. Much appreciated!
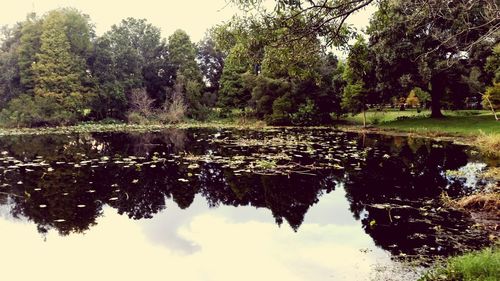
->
[0,0,375,42]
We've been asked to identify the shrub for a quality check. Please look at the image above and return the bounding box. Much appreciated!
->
[159,89,187,124]
[0,94,82,127]
[266,94,294,125]
[406,90,420,108]
[129,88,154,118]
[482,82,500,112]
[291,99,321,126]
[127,111,149,125]
[475,132,500,158]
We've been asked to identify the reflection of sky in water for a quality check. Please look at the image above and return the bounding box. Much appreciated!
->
[0,186,421,281]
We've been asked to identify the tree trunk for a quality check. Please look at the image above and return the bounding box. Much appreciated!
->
[362,108,367,128]
[430,74,445,118]
[483,94,499,121]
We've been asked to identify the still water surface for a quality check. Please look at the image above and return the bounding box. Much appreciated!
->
[0,128,495,280]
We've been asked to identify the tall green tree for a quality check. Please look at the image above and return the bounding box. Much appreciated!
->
[90,18,174,118]
[197,34,225,94]
[17,13,42,95]
[168,29,205,117]
[482,43,500,120]
[32,11,86,97]
[369,0,499,118]
[218,43,255,110]
[0,23,23,107]
[342,37,372,127]
[168,29,202,82]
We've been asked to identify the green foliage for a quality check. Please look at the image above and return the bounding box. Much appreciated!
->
[261,36,321,81]
[368,0,497,118]
[485,44,500,84]
[251,76,290,119]
[267,94,294,125]
[412,87,431,107]
[406,90,420,108]
[126,111,149,125]
[168,29,202,82]
[17,13,42,94]
[0,23,23,107]
[0,94,86,127]
[32,10,86,97]
[342,81,365,115]
[482,83,500,111]
[419,247,500,281]
[290,99,321,125]
[0,9,94,127]
[168,29,208,119]
[341,37,372,117]
[218,46,256,110]
[197,35,225,92]
[89,17,174,119]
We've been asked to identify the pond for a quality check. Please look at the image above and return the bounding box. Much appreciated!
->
[0,128,496,280]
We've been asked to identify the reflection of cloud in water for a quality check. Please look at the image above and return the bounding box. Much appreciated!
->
[0,191,422,281]
[138,187,376,258]
[140,194,277,254]
[140,188,367,256]
[302,182,360,226]
[0,203,13,219]
[139,196,205,254]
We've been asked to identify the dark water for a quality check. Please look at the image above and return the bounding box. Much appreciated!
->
[0,128,495,280]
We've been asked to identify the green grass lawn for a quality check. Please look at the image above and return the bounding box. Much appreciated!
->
[345,110,499,135]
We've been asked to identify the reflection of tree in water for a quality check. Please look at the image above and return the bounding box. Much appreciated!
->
[0,129,491,258]
[198,164,336,231]
[342,139,488,258]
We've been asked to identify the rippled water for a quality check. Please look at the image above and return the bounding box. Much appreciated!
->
[0,128,495,280]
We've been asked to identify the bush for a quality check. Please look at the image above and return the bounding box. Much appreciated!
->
[129,88,154,118]
[158,89,187,124]
[482,82,500,111]
[0,94,82,127]
[475,132,500,158]
[251,76,291,119]
[291,99,321,125]
[369,114,382,125]
[266,94,294,125]
[127,111,149,125]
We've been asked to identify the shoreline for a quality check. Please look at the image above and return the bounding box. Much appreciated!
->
[0,121,486,141]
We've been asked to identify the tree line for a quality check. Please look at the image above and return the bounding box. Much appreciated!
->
[0,1,498,127]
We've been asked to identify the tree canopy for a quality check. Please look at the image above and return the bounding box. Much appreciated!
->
[0,2,498,127]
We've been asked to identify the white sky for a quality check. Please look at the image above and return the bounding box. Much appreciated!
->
[0,0,375,43]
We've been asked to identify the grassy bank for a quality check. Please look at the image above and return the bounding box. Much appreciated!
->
[345,110,499,136]
[343,109,500,157]
[419,246,500,281]
[0,110,497,148]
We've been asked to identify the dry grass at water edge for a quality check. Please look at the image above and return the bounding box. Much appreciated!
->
[474,133,500,158]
